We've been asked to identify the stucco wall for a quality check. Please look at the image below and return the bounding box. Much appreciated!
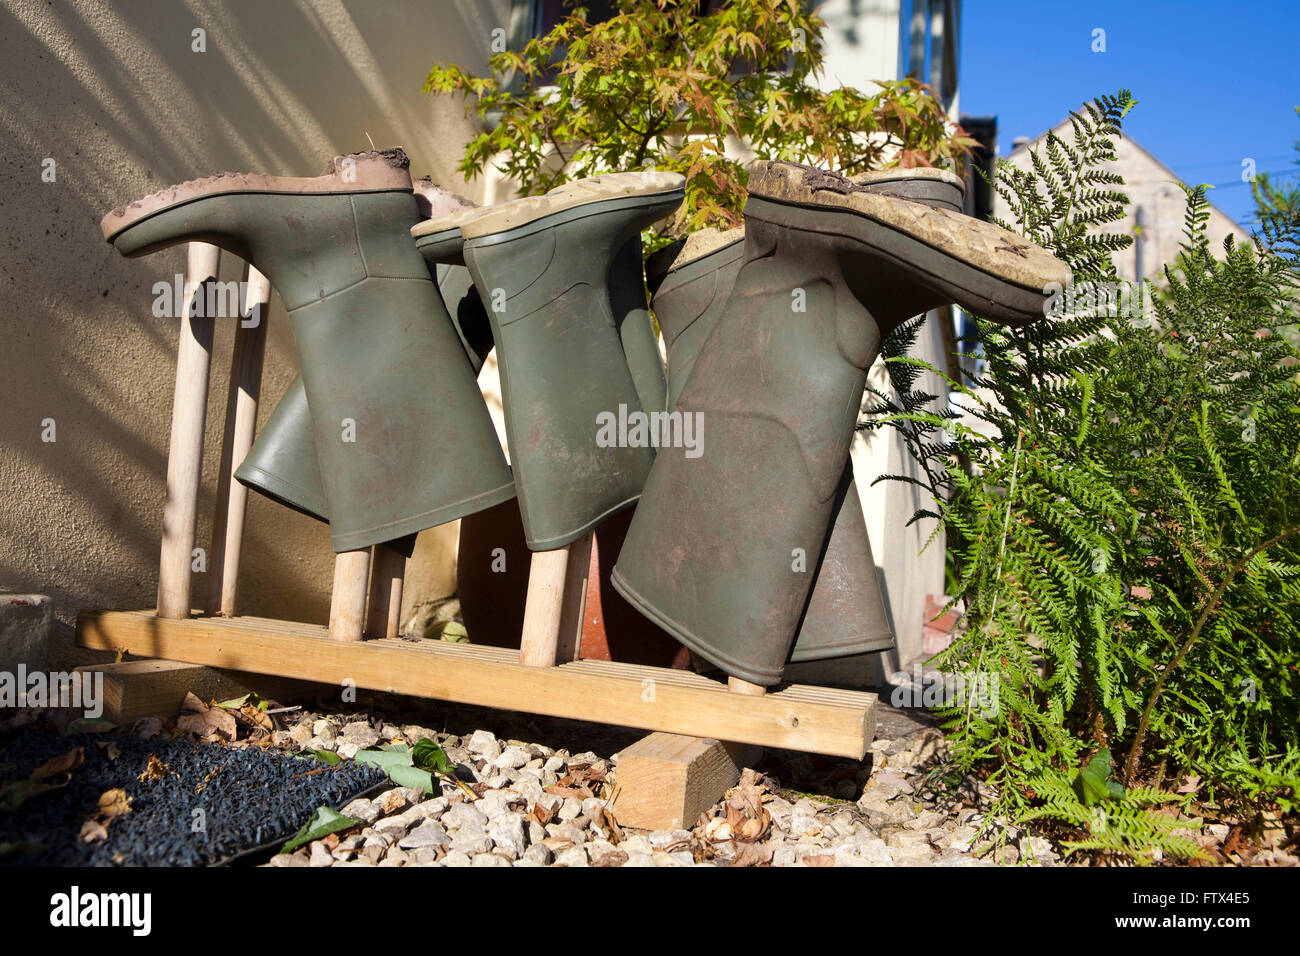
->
[0,0,512,656]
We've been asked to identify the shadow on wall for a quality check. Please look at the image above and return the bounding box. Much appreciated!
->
[0,0,507,632]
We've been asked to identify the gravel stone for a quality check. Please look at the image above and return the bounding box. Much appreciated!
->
[341,798,381,824]
[289,722,314,746]
[450,831,493,856]
[554,845,589,867]
[522,843,553,865]
[309,841,333,867]
[488,815,528,859]
[341,721,380,748]
[648,829,692,848]
[400,821,452,849]
[494,745,531,770]
[467,730,501,761]
[444,801,488,832]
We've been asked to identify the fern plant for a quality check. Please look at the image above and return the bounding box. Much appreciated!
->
[863,91,1300,864]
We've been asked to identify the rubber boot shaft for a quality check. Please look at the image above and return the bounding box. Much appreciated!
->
[233,263,496,523]
[648,229,894,663]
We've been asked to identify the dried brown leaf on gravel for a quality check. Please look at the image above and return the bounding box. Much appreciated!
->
[80,787,132,844]
[545,764,608,800]
[732,842,775,867]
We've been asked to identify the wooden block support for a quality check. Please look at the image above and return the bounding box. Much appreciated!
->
[611,732,741,830]
[364,543,407,641]
[73,660,253,725]
[76,610,877,758]
[328,550,371,642]
[157,242,220,619]
[73,660,335,724]
[206,264,271,617]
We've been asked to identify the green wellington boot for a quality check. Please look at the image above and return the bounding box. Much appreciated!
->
[232,180,497,526]
[641,168,967,665]
[612,160,1069,685]
[412,171,685,550]
[102,151,515,553]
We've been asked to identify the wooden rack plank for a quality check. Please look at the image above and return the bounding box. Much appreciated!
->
[76,609,876,758]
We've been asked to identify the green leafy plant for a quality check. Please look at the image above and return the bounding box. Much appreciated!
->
[280,806,359,854]
[864,91,1300,863]
[425,0,971,248]
[356,739,475,798]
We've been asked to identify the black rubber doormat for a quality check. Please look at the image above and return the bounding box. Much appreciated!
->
[0,728,385,866]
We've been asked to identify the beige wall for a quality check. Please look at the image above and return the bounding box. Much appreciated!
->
[0,0,512,651]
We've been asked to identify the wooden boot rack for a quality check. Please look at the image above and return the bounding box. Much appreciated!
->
[76,243,878,829]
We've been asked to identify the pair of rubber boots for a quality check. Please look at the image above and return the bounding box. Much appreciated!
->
[102,150,515,554]
[611,160,1070,685]
[103,150,683,556]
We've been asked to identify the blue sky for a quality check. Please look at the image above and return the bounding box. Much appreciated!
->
[960,0,1300,229]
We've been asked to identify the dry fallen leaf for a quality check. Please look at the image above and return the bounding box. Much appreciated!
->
[139,755,169,783]
[596,804,624,843]
[132,717,163,739]
[31,747,85,781]
[97,788,132,822]
[238,702,273,732]
[176,692,237,741]
[195,764,224,794]
[733,842,775,867]
[79,819,109,845]
[95,740,121,761]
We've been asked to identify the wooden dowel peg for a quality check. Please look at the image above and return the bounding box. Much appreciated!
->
[518,546,570,667]
[364,542,407,641]
[328,549,371,642]
[157,242,220,620]
[206,264,271,617]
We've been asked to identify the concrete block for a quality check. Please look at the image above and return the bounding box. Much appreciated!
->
[0,594,52,674]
